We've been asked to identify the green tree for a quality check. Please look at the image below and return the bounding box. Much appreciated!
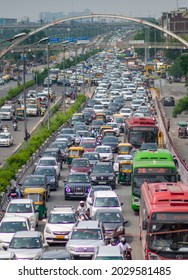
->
[168,57,184,78]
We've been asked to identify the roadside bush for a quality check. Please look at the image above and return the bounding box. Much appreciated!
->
[173,95,188,117]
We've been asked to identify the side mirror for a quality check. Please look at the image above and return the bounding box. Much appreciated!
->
[123,220,128,225]
[121,202,124,206]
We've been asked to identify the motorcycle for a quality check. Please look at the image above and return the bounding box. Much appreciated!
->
[124,248,132,260]
[13,122,18,131]
[78,211,90,221]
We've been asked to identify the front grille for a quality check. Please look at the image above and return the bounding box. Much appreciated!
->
[75,247,94,252]
[53,231,69,235]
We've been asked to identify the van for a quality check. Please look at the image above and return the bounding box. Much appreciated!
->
[90,190,123,217]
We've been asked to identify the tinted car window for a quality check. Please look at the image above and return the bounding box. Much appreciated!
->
[92,165,113,173]
[68,174,90,183]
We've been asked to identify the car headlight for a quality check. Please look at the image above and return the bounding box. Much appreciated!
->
[45,226,52,234]
[108,176,114,180]
[66,246,75,251]
[91,176,96,180]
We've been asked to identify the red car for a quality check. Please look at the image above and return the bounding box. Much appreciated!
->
[70,158,92,174]
[81,140,96,152]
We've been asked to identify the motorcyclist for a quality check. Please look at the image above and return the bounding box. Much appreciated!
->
[117,237,132,259]
[8,186,21,199]
[12,118,18,129]
[76,201,90,217]
[108,238,117,246]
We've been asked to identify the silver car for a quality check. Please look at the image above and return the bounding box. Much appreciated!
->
[66,220,105,259]
[4,231,48,260]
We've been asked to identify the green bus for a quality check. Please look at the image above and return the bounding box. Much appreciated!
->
[131,149,179,212]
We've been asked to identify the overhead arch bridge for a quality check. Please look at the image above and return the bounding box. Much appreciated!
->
[0,13,188,59]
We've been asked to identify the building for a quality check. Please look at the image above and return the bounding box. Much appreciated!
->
[161,7,188,34]
[0,18,17,25]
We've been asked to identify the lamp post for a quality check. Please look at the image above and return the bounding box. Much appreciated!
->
[38,37,50,130]
[62,41,69,113]
[22,46,29,149]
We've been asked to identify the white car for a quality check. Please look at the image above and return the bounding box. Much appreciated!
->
[119,107,133,118]
[0,215,34,246]
[35,157,60,178]
[95,145,113,162]
[90,190,123,218]
[4,199,39,229]
[43,206,77,244]
[93,104,104,113]
[113,154,133,174]
[26,104,39,116]
[0,105,14,120]
[123,91,134,101]
[0,132,14,147]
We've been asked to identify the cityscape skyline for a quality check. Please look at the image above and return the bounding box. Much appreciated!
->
[0,0,188,22]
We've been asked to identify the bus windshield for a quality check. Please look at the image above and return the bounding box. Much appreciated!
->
[149,223,188,253]
[130,130,157,148]
[133,174,177,196]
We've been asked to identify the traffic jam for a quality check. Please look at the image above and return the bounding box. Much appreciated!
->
[0,47,188,261]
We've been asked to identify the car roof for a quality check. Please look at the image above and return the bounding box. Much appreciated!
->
[50,205,75,214]
[7,198,33,204]
[12,231,41,238]
[96,246,123,257]
[1,215,29,222]
[40,249,71,259]
[94,190,118,198]
[95,208,122,214]
[74,220,101,229]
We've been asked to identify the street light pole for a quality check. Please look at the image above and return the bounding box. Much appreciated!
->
[47,42,50,130]
[62,41,69,113]
[23,46,29,149]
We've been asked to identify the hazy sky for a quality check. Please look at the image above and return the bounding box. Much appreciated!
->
[0,0,187,21]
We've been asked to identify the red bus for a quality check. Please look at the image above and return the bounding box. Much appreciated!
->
[140,182,188,260]
[124,117,159,148]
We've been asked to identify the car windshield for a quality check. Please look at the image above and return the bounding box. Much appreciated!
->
[42,151,57,158]
[0,221,28,233]
[92,165,113,173]
[103,137,118,143]
[0,134,10,139]
[72,160,90,167]
[7,203,32,213]
[94,197,120,207]
[35,168,55,176]
[95,211,122,223]
[68,174,90,183]
[23,177,45,185]
[9,237,42,249]
[95,147,111,153]
[51,142,67,149]
[82,142,96,148]
[83,153,99,160]
[71,229,102,240]
[92,120,104,125]
[39,159,56,166]
[48,213,76,224]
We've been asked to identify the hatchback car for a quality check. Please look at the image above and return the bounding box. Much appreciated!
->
[90,162,116,189]
[66,220,105,259]
[70,158,92,174]
[86,185,112,209]
[35,157,60,178]
[82,152,100,167]
[162,96,175,106]
[4,231,48,260]
[102,136,119,153]
[33,166,58,191]
[4,199,39,229]
[0,132,14,147]
[43,205,77,244]
[64,172,91,200]
[95,145,113,162]
[0,215,34,245]
[90,190,123,217]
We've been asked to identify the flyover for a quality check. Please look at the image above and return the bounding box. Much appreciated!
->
[0,13,188,59]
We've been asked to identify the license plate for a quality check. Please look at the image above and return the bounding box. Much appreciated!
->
[76,188,82,192]
[98,181,105,184]
[56,235,64,239]
[81,254,90,257]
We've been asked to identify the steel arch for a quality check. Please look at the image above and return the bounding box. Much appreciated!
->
[0,13,188,59]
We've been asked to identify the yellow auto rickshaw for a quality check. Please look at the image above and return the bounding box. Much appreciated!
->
[95,113,107,123]
[103,129,117,137]
[117,160,133,185]
[99,125,112,135]
[23,187,47,219]
[118,143,133,155]
[67,146,84,166]
[15,107,25,121]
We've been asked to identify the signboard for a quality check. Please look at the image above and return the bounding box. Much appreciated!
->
[49,37,62,43]
[129,40,145,44]
[136,168,173,174]
[63,37,76,43]
[152,212,188,221]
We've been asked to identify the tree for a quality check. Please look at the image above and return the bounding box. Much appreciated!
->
[168,57,184,78]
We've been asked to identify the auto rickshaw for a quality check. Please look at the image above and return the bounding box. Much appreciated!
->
[67,146,84,166]
[178,121,187,138]
[95,113,107,123]
[118,143,133,155]
[99,125,112,135]
[23,188,47,219]
[102,129,117,137]
[15,107,25,121]
[117,160,133,185]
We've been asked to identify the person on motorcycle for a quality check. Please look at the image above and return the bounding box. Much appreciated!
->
[12,118,18,130]
[108,238,117,246]
[117,237,132,259]
[76,201,90,218]
[8,186,21,199]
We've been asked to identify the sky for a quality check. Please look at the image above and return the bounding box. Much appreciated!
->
[0,0,188,21]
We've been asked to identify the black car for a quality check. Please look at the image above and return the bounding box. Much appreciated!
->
[64,172,91,200]
[90,162,116,189]
[49,141,68,163]
[18,174,51,199]
[90,119,105,131]
[162,96,175,106]
[33,166,58,191]
[39,249,73,260]
[93,208,128,239]
[102,136,119,153]
[83,112,93,125]
[87,99,100,108]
